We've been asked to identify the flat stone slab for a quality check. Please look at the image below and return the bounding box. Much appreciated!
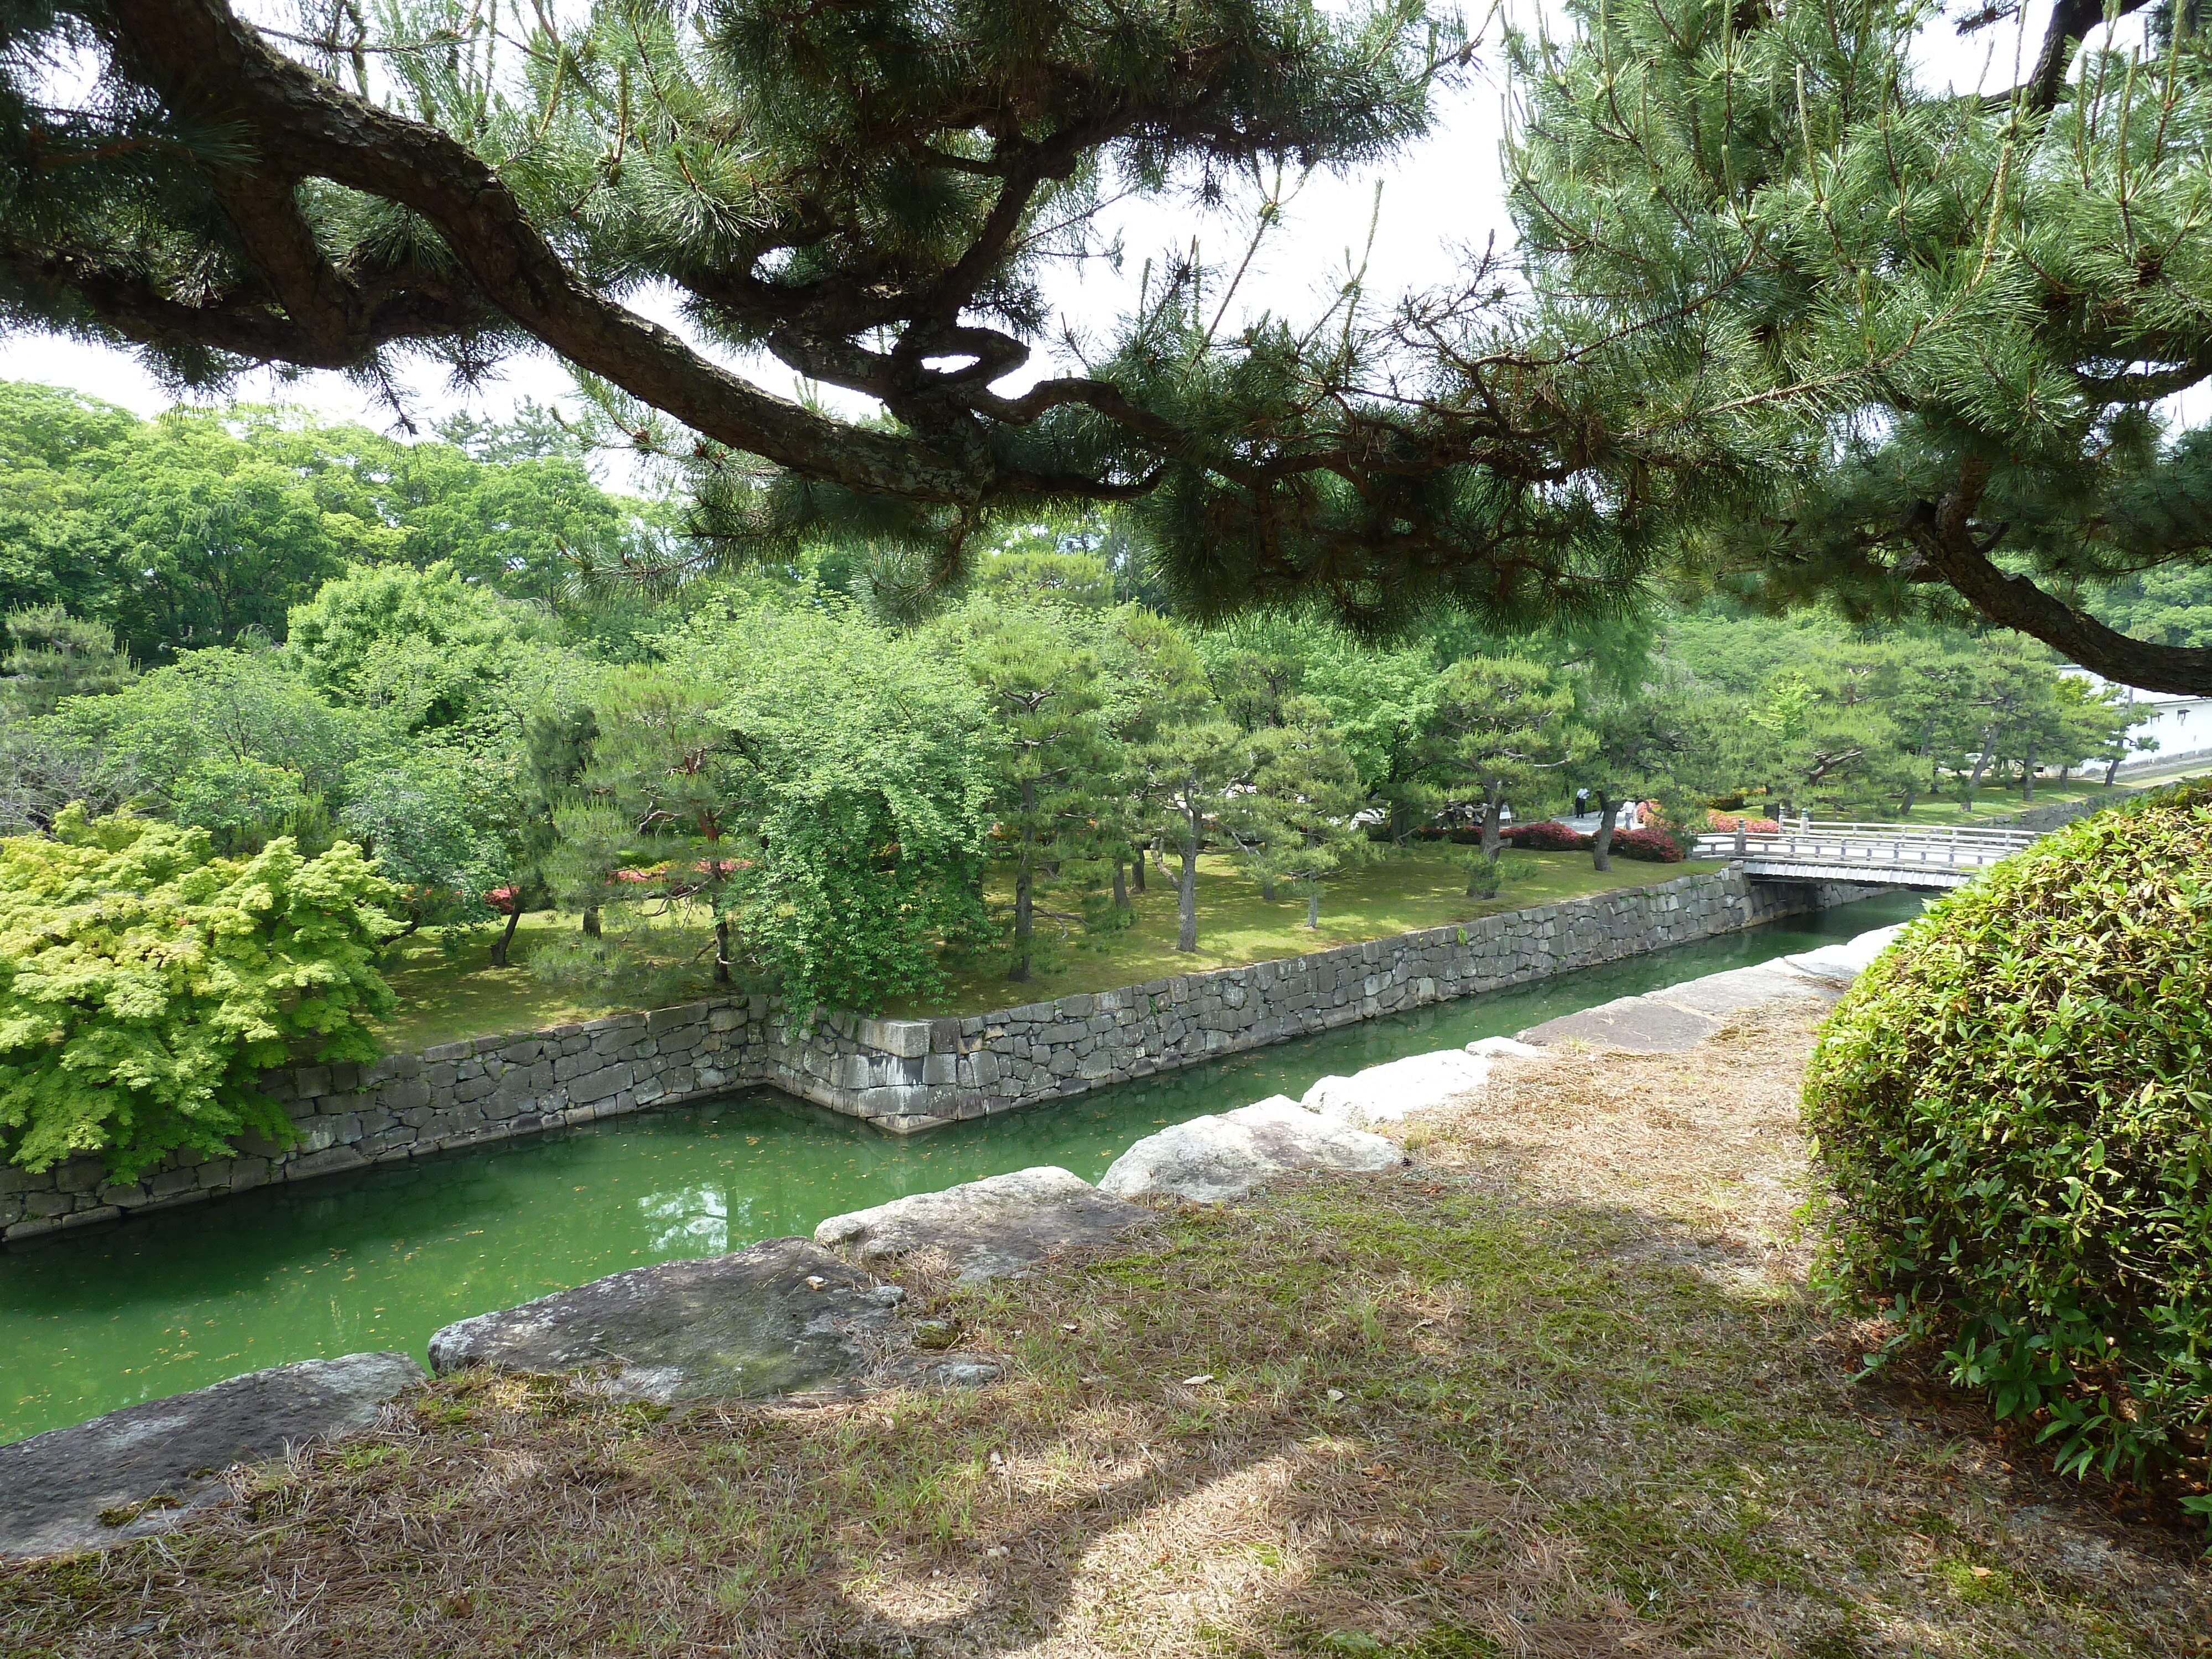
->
[1644,963,1834,1017]
[1,1351,424,1559]
[1781,923,1907,985]
[1517,994,1723,1053]
[814,1165,1144,1286]
[1302,1048,1499,1126]
[1517,927,1910,1050]
[1100,1097,1408,1204]
[427,1237,902,1404]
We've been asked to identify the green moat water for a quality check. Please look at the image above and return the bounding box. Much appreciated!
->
[1,894,1922,1441]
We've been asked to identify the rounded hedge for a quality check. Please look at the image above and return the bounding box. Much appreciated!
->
[1804,784,2211,1513]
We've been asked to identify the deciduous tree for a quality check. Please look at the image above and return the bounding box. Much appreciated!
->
[0,806,396,1177]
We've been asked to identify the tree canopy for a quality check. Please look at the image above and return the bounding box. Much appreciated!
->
[1495,0,2212,693]
[0,383,661,660]
[13,0,2212,684]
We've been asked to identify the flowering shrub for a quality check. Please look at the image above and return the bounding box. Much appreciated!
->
[1503,821,1590,851]
[1708,813,1781,834]
[1609,827,1686,862]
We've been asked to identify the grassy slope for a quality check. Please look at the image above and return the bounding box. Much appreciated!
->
[10,1011,2203,1657]
[1886,776,2126,826]
[371,847,1721,1050]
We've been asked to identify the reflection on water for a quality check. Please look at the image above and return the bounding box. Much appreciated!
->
[640,1186,732,1255]
[1,892,1922,1441]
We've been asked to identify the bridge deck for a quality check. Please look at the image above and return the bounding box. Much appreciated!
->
[1688,820,2036,888]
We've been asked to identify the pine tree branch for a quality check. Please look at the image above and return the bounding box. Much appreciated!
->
[1907,459,2212,694]
[98,0,982,501]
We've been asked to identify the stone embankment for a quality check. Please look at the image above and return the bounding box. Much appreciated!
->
[2,866,1884,1246]
[0,917,1901,1560]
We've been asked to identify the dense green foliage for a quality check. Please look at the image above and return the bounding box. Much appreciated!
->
[2091,563,2212,652]
[1804,791,2212,1513]
[0,384,661,661]
[0,807,397,1177]
[1499,0,2212,694]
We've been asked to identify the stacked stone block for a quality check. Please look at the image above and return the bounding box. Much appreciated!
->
[2,868,1884,1244]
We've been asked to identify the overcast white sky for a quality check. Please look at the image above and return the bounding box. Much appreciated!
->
[0,0,2161,456]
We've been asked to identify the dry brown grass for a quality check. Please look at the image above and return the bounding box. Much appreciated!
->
[5,1010,2208,1657]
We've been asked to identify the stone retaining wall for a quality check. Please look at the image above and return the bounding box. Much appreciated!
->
[1,866,1886,1245]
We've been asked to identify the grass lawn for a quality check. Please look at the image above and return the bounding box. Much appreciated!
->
[15,1009,2202,1655]
[1814,766,2208,828]
[1885,775,2131,826]
[886,845,1724,1019]
[368,911,658,1055]
[368,847,1721,1051]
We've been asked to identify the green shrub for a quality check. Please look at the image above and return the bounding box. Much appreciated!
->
[0,806,399,1178]
[1804,792,2211,1518]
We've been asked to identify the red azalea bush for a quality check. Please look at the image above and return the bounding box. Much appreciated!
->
[1708,813,1781,834]
[1503,820,1592,851]
[1610,827,1687,862]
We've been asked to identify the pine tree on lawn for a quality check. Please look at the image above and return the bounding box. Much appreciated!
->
[938,603,1119,983]
[1426,656,1585,887]
[1220,695,1372,930]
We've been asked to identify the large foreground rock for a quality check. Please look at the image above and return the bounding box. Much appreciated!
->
[1298,1037,1541,1127]
[0,1351,424,1559]
[1100,1097,1407,1204]
[1515,992,1725,1053]
[1634,962,1829,1018]
[427,1237,904,1403]
[814,1166,1144,1286]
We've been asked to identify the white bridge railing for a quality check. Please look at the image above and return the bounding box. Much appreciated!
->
[1688,818,2038,873]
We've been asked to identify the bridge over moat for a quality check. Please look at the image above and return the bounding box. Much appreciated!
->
[1688,821,2039,890]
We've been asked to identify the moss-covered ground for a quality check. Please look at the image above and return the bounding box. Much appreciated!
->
[370,846,1720,1051]
[9,1010,2203,1656]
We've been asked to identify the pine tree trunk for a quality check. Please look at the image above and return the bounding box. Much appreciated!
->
[1480,780,1505,862]
[1306,891,1320,928]
[1963,727,1996,808]
[583,905,602,939]
[712,916,733,985]
[1177,818,1199,953]
[2105,752,2123,786]
[489,899,524,968]
[1112,859,1129,912]
[2021,754,2036,802]
[1131,847,1147,893]
[1008,781,1037,980]
[1590,789,1614,873]
[1259,877,1276,900]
